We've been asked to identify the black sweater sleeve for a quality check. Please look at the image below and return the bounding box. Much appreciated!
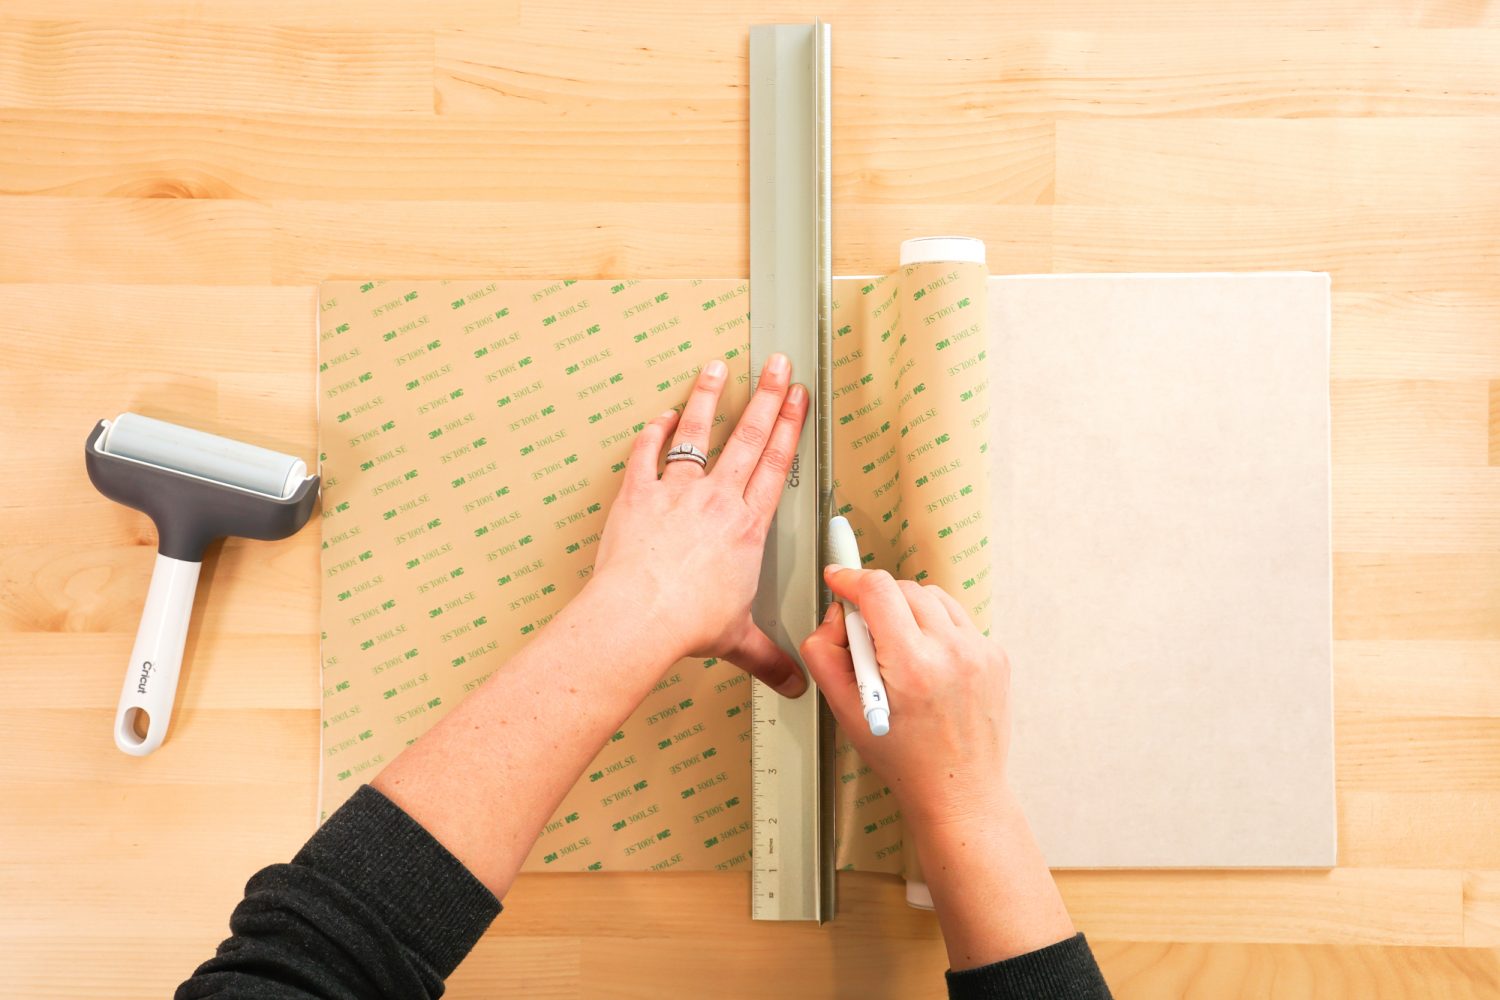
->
[946,933,1114,1000]
[179,784,1109,999]
[176,784,501,999]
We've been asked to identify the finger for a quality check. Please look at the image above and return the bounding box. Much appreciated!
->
[623,408,680,489]
[799,603,863,730]
[712,352,791,488]
[742,382,808,522]
[897,580,951,633]
[816,597,848,647]
[926,584,974,630]
[822,566,921,654]
[663,358,727,480]
[726,622,807,699]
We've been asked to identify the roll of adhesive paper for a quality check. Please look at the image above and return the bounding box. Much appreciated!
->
[858,238,992,909]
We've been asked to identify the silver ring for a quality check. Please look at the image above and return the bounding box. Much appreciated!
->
[664,442,708,469]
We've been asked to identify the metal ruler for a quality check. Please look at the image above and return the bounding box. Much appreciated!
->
[747,20,835,923]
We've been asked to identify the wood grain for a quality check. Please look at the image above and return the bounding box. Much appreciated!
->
[2,2,1497,997]
[0,22,433,113]
[1055,119,1500,207]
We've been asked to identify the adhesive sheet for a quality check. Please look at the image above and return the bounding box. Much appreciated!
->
[317,265,1335,873]
[317,260,989,874]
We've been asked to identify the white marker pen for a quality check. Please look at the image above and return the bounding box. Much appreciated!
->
[827,516,891,736]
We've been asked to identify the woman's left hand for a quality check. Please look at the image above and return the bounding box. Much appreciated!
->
[588,352,810,697]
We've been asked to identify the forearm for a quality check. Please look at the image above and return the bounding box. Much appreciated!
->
[913,786,1076,972]
[372,569,673,899]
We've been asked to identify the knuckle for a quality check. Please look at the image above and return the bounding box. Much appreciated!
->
[677,419,710,440]
[861,570,893,600]
[733,422,768,448]
[736,508,764,537]
[900,664,936,697]
[758,445,791,471]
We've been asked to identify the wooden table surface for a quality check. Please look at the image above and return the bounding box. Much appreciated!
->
[3,2,1498,997]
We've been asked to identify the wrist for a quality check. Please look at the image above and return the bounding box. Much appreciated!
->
[900,776,1018,839]
[909,782,1076,970]
[573,569,686,667]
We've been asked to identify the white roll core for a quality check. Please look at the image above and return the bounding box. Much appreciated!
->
[899,236,987,267]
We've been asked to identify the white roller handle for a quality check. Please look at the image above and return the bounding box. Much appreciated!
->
[115,553,201,756]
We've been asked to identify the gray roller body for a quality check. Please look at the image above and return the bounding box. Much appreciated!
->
[101,413,305,499]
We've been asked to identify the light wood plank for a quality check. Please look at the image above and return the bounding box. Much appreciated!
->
[1334,467,1500,554]
[1093,940,1500,999]
[8,201,1496,290]
[1340,791,1500,869]
[438,28,1500,119]
[1053,206,1500,292]
[0,539,318,634]
[1332,381,1492,467]
[1464,870,1500,946]
[0,707,317,789]
[1,633,321,709]
[1335,554,1500,640]
[1333,293,1500,381]
[11,0,1499,29]
[3,0,521,28]
[1336,641,1500,718]
[489,868,1467,947]
[282,203,1053,282]
[1490,381,1500,465]
[1051,868,1464,946]
[0,22,433,114]
[0,198,1055,282]
[1339,716,1500,792]
[0,110,1055,204]
[3,284,314,372]
[444,936,583,1000]
[0,197,276,283]
[1056,118,1500,206]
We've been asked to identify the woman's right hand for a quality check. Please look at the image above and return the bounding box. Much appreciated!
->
[802,566,1078,971]
[799,566,1012,832]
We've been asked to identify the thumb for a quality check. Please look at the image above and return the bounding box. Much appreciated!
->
[799,602,862,729]
[726,620,808,699]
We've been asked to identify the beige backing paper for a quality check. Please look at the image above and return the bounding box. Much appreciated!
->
[316,265,1334,873]
[989,274,1335,867]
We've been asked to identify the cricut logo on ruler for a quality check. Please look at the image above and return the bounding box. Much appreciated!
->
[136,660,155,694]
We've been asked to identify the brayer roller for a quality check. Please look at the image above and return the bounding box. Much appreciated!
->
[85,414,319,756]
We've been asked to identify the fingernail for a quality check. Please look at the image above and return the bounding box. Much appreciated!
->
[767,353,789,376]
[823,601,839,622]
[660,409,677,420]
[823,563,837,577]
[775,671,808,698]
[704,359,727,380]
[788,383,807,406]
